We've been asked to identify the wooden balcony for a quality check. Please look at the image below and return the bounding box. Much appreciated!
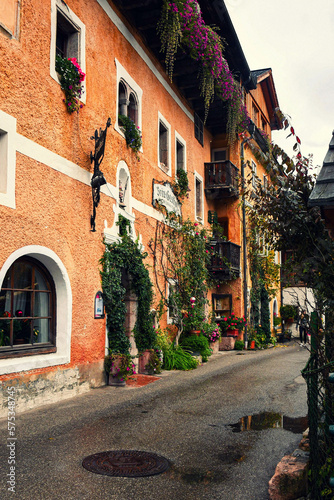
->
[208,240,241,280]
[204,161,239,200]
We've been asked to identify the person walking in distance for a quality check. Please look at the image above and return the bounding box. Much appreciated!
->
[299,310,308,346]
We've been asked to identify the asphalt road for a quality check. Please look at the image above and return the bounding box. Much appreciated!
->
[0,342,309,500]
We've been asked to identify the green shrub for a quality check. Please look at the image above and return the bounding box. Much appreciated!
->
[234,340,244,350]
[180,334,212,362]
[163,345,198,370]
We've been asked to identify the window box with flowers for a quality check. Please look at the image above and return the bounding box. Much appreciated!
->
[118,114,142,160]
[55,55,85,113]
[219,313,247,337]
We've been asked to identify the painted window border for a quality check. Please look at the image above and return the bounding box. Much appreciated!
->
[194,170,204,223]
[175,131,187,174]
[0,110,16,209]
[50,0,86,104]
[0,246,72,375]
[158,112,171,176]
[114,59,143,144]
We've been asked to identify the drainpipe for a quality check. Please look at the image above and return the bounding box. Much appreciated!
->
[240,123,255,349]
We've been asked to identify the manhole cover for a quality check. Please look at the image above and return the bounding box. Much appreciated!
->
[82,450,170,477]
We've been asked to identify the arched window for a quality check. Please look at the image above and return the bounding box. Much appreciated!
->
[128,92,138,124]
[0,257,56,357]
[118,80,128,121]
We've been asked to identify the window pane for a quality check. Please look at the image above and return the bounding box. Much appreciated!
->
[34,292,50,317]
[1,269,11,288]
[13,262,32,289]
[34,269,48,291]
[0,319,10,346]
[13,291,32,317]
[0,290,11,317]
[33,319,49,344]
[13,319,31,345]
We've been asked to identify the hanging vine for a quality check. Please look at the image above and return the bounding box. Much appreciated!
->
[157,0,249,135]
[100,225,156,354]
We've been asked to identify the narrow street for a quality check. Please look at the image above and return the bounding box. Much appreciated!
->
[0,343,308,500]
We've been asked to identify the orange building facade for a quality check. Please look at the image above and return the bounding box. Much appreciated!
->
[0,0,282,415]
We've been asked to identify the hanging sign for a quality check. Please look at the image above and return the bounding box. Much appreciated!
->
[152,180,181,216]
[94,291,104,319]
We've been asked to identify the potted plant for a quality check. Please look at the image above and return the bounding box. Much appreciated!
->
[104,352,136,387]
[280,305,297,323]
[118,114,142,160]
[201,323,221,353]
[220,313,246,337]
[55,55,85,113]
[143,349,162,375]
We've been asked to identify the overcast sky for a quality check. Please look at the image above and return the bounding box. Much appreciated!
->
[227,0,334,171]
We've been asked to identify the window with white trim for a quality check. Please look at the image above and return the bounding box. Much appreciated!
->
[158,113,171,175]
[0,110,16,209]
[211,148,228,162]
[118,79,139,126]
[194,113,203,146]
[50,0,86,102]
[195,172,204,221]
[115,60,143,142]
[0,0,19,38]
[175,132,186,174]
[0,257,56,358]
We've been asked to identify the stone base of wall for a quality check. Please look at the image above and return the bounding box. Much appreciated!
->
[0,360,105,418]
[219,337,235,351]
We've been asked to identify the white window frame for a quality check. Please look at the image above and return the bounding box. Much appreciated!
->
[50,0,86,104]
[158,112,171,176]
[115,59,143,144]
[0,246,72,375]
[175,131,186,174]
[194,171,204,222]
[0,110,16,209]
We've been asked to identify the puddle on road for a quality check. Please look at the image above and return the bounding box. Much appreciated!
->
[228,412,308,433]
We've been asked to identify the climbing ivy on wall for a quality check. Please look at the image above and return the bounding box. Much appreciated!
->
[100,225,156,354]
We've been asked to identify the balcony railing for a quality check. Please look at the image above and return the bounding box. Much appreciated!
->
[208,240,241,280]
[204,161,239,199]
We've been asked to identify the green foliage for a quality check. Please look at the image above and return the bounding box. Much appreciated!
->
[157,0,249,137]
[180,334,211,362]
[150,214,219,341]
[118,114,142,159]
[234,340,244,350]
[162,345,198,370]
[100,227,156,354]
[280,304,297,320]
[172,169,189,201]
[248,326,275,349]
[104,352,136,381]
[55,55,85,113]
[145,349,162,375]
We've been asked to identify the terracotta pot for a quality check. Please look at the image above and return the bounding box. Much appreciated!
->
[138,349,153,374]
[226,329,239,337]
[190,330,201,336]
[250,340,255,350]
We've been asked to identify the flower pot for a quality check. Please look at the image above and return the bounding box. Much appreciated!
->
[250,340,255,350]
[190,330,201,336]
[226,329,239,337]
[108,376,126,387]
[138,349,153,374]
